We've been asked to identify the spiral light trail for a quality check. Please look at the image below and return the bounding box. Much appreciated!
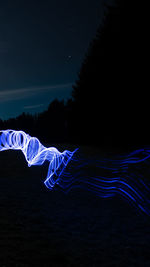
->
[0,129,77,189]
[1,129,150,215]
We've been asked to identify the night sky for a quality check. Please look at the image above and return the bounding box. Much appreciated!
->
[0,0,107,119]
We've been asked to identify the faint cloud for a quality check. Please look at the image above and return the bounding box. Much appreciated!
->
[0,41,9,53]
[0,83,72,103]
[24,103,44,110]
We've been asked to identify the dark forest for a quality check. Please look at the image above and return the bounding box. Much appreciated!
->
[0,0,149,150]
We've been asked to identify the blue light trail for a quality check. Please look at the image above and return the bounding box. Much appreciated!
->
[0,129,77,189]
[0,130,150,215]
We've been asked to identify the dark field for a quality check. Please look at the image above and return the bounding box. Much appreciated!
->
[0,147,150,267]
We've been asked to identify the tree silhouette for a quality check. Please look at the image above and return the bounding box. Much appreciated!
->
[1,0,149,149]
[1,99,68,145]
[36,99,67,143]
[72,0,149,148]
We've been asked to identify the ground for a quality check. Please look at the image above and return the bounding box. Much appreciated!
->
[0,147,150,266]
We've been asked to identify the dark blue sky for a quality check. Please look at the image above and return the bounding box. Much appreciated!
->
[0,0,107,119]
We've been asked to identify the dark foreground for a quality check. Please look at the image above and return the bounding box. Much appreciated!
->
[0,148,150,267]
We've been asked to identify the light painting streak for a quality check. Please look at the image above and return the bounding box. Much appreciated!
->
[1,129,150,215]
[0,129,77,189]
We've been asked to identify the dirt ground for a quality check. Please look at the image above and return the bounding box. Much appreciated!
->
[0,148,150,267]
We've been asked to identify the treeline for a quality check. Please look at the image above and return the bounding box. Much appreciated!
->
[0,0,149,149]
[71,0,149,149]
[0,99,74,145]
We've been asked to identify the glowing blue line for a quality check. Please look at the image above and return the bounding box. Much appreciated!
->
[1,129,150,215]
[55,149,150,215]
[0,129,77,189]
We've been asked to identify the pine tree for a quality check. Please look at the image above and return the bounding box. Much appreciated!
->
[71,0,149,147]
